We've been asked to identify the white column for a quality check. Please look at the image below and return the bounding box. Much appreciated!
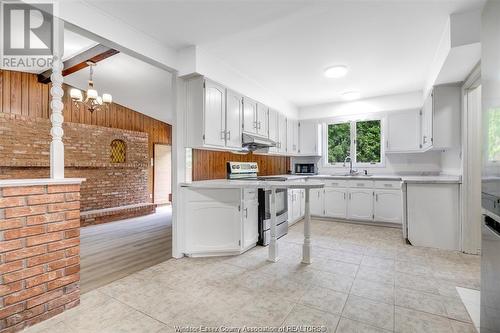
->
[302,188,312,264]
[50,19,64,179]
[268,187,279,262]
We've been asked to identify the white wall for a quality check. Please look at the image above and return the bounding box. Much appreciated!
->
[298,91,423,120]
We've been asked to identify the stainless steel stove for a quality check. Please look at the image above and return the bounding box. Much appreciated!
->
[227,162,288,245]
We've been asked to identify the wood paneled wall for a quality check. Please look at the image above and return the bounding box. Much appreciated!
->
[0,69,172,199]
[192,149,291,181]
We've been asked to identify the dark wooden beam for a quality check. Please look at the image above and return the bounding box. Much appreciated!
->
[38,44,119,84]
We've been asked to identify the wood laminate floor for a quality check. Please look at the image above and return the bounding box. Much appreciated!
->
[80,205,172,294]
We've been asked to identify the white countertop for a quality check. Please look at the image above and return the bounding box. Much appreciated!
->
[181,174,461,188]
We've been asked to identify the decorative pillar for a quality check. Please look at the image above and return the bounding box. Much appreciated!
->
[50,19,65,179]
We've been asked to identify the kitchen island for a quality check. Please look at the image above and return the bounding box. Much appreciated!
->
[180,179,324,264]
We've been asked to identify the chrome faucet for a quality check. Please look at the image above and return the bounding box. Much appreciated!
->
[343,156,357,175]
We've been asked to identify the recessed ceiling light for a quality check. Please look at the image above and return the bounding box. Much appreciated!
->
[341,91,361,101]
[324,65,349,78]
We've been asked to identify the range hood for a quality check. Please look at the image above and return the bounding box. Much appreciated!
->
[242,133,276,152]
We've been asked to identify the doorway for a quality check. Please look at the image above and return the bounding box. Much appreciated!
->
[154,144,172,205]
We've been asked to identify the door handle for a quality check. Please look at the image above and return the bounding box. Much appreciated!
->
[227,130,231,141]
[343,192,346,200]
[375,194,378,202]
[349,193,351,200]
[221,130,226,140]
[244,208,248,218]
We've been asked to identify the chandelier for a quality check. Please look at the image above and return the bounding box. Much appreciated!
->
[70,61,112,113]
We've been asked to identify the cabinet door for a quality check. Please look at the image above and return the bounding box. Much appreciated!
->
[185,202,241,253]
[292,190,302,222]
[243,97,257,134]
[204,80,226,147]
[278,114,287,154]
[257,103,269,137]
[243,200,259,249]
[421,92,433,150]
[387,110,420,152]
[324,188,347,218]
[299,121,319,155]
[288,191,295,225]
[347,189,374,221]
[310,188,324,216]
[299,189,305,217]
[287,119,299,154]
[268,109,278,142]
[226,90,243,149]
[374,190,402,224]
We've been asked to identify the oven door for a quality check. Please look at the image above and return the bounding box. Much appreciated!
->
[261,188,288,220]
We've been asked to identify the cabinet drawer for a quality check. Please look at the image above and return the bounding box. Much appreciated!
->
[324,180,348,188]
[347,180,374,188]
[373,180,402,189]
[243,189,258,201]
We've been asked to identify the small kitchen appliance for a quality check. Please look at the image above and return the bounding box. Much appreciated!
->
[294,163,317,175]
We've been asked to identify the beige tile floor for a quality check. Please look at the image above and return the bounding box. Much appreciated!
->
[24,219,480,333]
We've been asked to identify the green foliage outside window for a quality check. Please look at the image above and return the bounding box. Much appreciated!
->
[328,123,350,163]
[328,120,381,165]
[356,120,381,163]
[488,108,500,161]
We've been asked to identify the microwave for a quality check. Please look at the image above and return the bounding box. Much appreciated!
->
[294,163,316,175]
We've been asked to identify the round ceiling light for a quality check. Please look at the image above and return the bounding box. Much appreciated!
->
[324,65,349,78]
[341,91,361,101]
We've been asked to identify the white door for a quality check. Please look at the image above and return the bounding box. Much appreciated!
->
[268,109,278,142]
[256,103,269,137]
[299,189,305,218]
[288,191,294,225]
[348,189,373,221]
[226,90,243,149]
[243,97,257,134]
[278,114,287,153]
[204,80,226,147]
[299,121,319,155]
[387,110,421,152]
[374,190,402,223]
[324,188,347,218]
[185,202,241,253]
[310,188,324,216]
[286,119,299,154]
[421,92,433,150]
[243,200,259,249]
[292,190,301,222]
[154,145,171,205]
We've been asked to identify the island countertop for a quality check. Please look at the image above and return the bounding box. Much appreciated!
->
[180,179,324,189]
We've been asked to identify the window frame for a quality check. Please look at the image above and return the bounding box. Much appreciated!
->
[323,116,385,168]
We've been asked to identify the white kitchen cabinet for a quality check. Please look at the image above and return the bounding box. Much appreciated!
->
[288,189,305,225]
[277,113,287,154]
[185,199,242,254]
[299,189,305,217]
[310,188,324,216]
[268,109,278,143]
[242,198,259,250]
[185,77,242,150]
[431,84,461,150]
[226,89,243,149]
[347,189,374,221]
[407,183,460,250]
[386,110,421,152]
[256,103,269,137]
[286,119,299,155]
[374,190,402,224]
[324,188,348,218]
[243,97,258,135]
[420,94,433,150]
[298,121,321,156]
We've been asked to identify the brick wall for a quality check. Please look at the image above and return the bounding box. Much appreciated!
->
[0,182,82,333]
[0,113,150,217]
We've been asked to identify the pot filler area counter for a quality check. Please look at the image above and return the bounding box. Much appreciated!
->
[179,174,462,260]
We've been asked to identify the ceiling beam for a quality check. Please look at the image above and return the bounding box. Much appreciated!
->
[38,44,119,83]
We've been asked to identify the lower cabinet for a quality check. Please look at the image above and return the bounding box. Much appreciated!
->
[183,188,259,256]
[324,188,347,218]
[310,188,324,216]
[307,180,403,225]
[347,189,374,221]
[185,201,242,253]
[288,189,305,225]
[374,190,402,223]
[242,199,259,249]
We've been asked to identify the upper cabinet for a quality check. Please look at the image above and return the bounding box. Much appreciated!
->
[242,97,258,135]
[256,103,269,137]
[386,84,461,153]
[186,77,242,150]
[298,121,322,156]
[286,118,299,155]
[277,113,287,154]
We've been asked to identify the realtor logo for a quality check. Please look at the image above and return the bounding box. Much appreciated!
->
[1,1,54,70]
